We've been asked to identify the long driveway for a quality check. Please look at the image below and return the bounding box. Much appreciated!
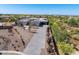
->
[23,25,48,55]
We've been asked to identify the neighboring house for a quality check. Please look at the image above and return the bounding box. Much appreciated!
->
[38,18,48,24]
[32,18,48,27]
[15,18,48,27]
[15,18,30,26]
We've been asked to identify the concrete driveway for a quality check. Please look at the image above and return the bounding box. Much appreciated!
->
[23,25,48,55]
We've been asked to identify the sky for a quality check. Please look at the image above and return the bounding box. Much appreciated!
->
[0,4,79,15]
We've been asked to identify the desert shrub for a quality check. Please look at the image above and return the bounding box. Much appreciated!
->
[58,42,74,55]
[49,17,68,42]
[66,18,79,27]
[48,16,74,54]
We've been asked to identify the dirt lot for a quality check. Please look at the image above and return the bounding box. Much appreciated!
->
[0,26,36,52]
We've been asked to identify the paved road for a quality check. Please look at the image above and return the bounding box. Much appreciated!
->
[23,25,48,55]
